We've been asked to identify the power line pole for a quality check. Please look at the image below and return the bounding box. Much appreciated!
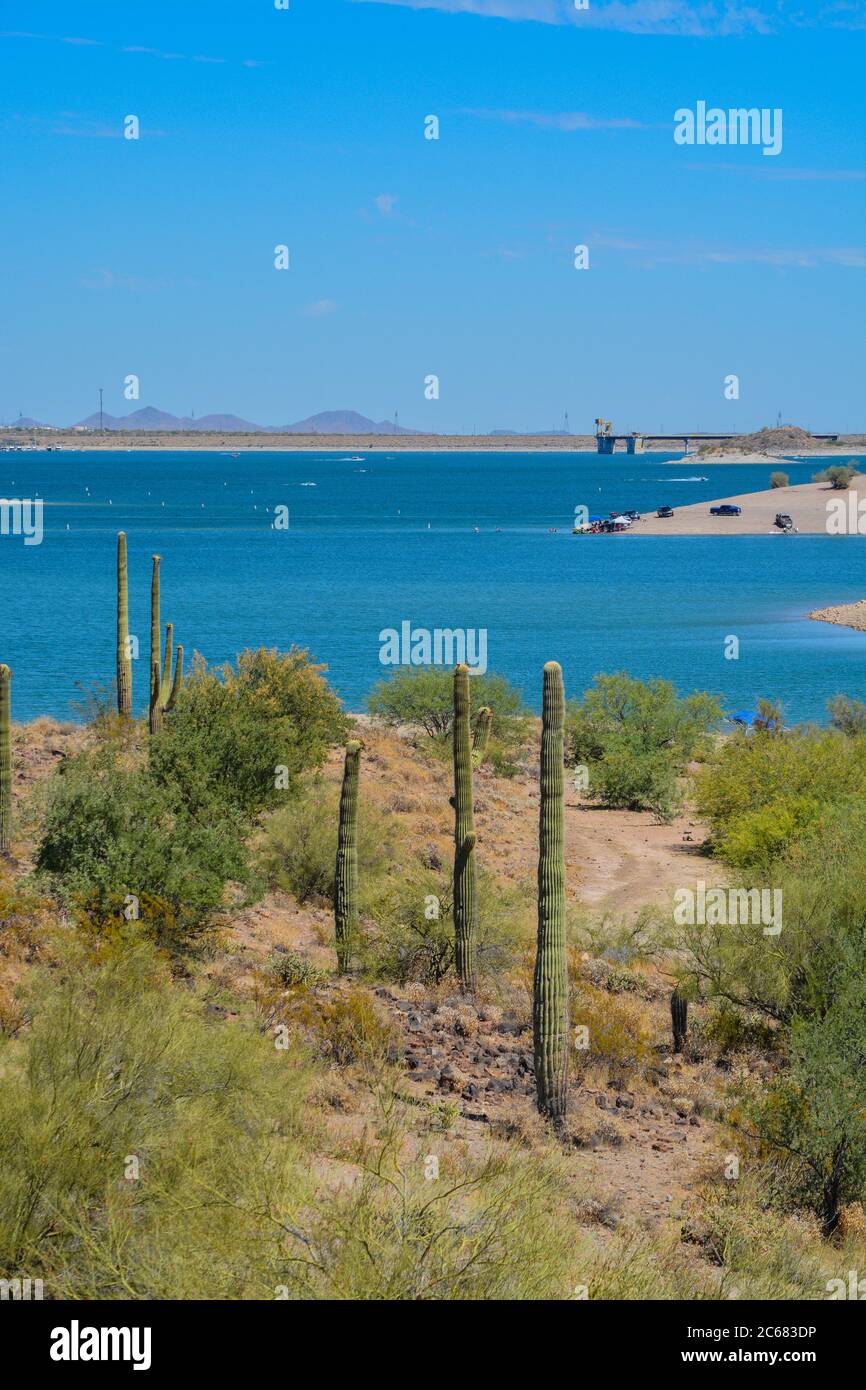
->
[99,388,104,433]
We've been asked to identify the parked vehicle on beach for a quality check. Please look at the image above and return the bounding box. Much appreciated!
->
[623,509,642,521]
[775,513,793,531]
[710,504,742,516]
[657,505,674,518]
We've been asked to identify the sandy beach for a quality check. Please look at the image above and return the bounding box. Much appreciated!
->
[623,480,862,536]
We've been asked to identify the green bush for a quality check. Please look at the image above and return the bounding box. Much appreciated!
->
[367,667,530,772]
[694,726,866,870]
[35,748,250,950]
[769,471,789,489]
[813,463,859,489]
[827,695,866,737]
[565,673,722,820]
[150,647,350,820]
[0,938,313,1298]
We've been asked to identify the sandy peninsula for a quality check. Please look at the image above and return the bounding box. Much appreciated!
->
[625,480,860,536]
[809,600,866,633]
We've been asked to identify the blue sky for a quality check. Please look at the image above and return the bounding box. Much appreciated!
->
[1,0,864,433]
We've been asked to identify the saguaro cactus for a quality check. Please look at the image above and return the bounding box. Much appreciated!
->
[471,706,493,768]
[671,988,688,1054]
[166,645,184,712]
[116,532,132,718]
[0,664,11,854]
[160,622,174,707]
[533,661,569,1125]
[149,659,163,736]
[150,555,161,679]
[452,664,478,993]
[334,740,361,973]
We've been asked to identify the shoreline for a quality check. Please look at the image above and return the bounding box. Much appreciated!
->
[622,479,862,536]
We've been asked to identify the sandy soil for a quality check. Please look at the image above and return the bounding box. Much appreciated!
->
[810,599,866,633]
[623,480,859,536]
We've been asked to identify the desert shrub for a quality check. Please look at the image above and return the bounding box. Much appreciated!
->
[565,673,721,820]
[694,725,866,870]
[828,694,866,737]
[149,647,349,820]
[283,986,397,1068]
[734,915,866,1239]
[570,979,652,1082]
[367,667,531,771]
[813,463,859,489]
[282,1130,577,1300]
[257,780,399,911]
[267,950,326,989]
[769,471,789,488]
[0,938,313,1299]
[35,748,250,951]
[369,863,532,986]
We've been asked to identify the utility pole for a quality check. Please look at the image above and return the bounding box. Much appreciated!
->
[99,388,104,433]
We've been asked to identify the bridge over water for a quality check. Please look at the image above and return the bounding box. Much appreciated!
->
[596,431,840,454]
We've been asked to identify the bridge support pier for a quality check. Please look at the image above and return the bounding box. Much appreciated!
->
[596,435,615,454]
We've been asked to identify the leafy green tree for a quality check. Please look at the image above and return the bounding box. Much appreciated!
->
[367,667,530,773]
[813,463,859,489]
[827,694,866,737]
[150,647,349,819]
[565,673,722,820]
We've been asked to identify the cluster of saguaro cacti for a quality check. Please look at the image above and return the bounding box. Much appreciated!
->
[147,553,183,734]
[471,706,493,768]
[0,664,11,854]
[115,537,183,728]
[671,987,688,1054]
[334,740,361,974]
[452,664,478,993]
[533,661,570,1125]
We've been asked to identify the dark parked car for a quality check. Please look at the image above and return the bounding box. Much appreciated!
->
[624,509,642,521]
[775,512,793,530]
[656,505,674,518]
[710,504,742,516]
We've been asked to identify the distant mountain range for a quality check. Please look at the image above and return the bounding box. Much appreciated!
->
[64,406,419,435]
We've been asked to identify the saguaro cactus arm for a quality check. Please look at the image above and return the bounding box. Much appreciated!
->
[471,706,493,768]
[149,658,162,736]
[334,740,361,973]
[166,645,184,712]
[0,664,11,854]
[160,623,174,707]
[452,664,478,993]
[533,661,569,1124]
[116,532,132,718]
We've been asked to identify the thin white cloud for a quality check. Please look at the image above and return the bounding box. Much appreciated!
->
[375,192,400,216]
[302,299,338,317]
[0,30,268,67]
[351,0,866,36]
[461,106,650,130]
[594,232,866,268]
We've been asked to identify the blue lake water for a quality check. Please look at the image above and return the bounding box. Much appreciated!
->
[1,449,864,723]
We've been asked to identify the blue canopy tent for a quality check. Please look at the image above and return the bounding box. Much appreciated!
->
[728,709,781,732]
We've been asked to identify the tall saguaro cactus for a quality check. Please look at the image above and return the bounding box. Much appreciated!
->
[334,740,361,973]
[533,661,569,1125]
[0,665,11,854]
[148,556,161,735]
[116,533,132,717]
[452,663,478,993]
